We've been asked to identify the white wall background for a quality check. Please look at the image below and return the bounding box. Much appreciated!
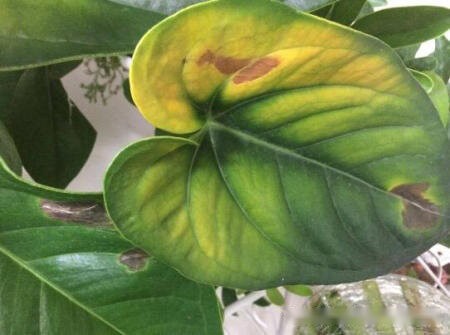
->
[62,0,450,192]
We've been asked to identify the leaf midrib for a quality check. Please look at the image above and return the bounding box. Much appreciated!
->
[207,120,445,218]
[0,244,124,335]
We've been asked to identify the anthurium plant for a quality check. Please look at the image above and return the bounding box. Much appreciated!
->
[0,0,449,333]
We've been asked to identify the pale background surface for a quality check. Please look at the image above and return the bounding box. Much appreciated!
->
[62,0,450,192]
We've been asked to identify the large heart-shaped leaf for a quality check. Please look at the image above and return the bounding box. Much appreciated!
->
[0,0,165,71]
[0,66,96,188]
[105,0,450,289]
[0,158,222,334]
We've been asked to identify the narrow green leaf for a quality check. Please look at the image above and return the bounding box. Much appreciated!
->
[0,121,21,175]
[0,0,165,71]
[327,0,367,25]
[395,44,421,63]
[0,157,223,335]
[405,56,437,72]
[266,288,285,306]
[284,285,313,297]
[435,36,450,83]
[425,71,449,127]
[221,288,238,307]
[352,6,450,48]
[0,66,96,188]
[123,78,134,105]
[411,70,433,94]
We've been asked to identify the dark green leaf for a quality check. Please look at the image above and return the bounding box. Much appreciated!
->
[327,0,367,25]
[356,2,374,19]
[221,288,238,307]
[395,44,421,62]
[253,297,271,307]
[0,0,165,71]
[0,158,223,335]
[405,56,437,72]
[0,121,21,175]
[0,67,96,188]
[47,60,82,79]
[123,78,134,105]
[435,36,450,83]
[352,6,450,48]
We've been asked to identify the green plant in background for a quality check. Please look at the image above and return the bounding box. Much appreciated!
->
[0,0,449,333]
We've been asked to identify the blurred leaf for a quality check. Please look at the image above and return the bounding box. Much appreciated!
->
[328,0,367,25]
[123,78,134,105]
[266,288,285,306]
[435,36,450,83]
[282,0,339,12]
[0,121,21,175]
[353,6,450,48]
[412,70,448,127]
[47,61,82,79]
[221,288,238,307]
[411,70,434,94]
[110,0,206,14]
[284,284,313,297]
[356,2,374,19]
[0,157,223,335]
[0,0,165,71]
[367,0,386,6]
[405,56,437,72]
[0,66,96,188]
[395,44,421,62]
[425,71,449,127]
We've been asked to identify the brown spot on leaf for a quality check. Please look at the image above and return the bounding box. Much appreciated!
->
[41,200,111,227]
[391,183,439,229]
[233,57,279,84]
[196,50,250,74]
[119,248,149,271]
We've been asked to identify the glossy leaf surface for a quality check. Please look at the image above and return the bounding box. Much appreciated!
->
[0,158,222,334]
[353,6,450,48]
[0,66,96,188]
[105,0,450,289]
[0,0,165,71]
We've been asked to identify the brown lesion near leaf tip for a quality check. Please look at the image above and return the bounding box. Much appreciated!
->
[41,200,111,228]
[196,49,251,75]
[233,57,279,84]
[119,248,149,271]
[390,183,440,229]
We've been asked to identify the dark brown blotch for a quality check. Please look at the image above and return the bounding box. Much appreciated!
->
[233,57,279,84]
[196,49,251,75]
[41,200,111,227]
[119,248,149,271]
[391,183,439,229]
